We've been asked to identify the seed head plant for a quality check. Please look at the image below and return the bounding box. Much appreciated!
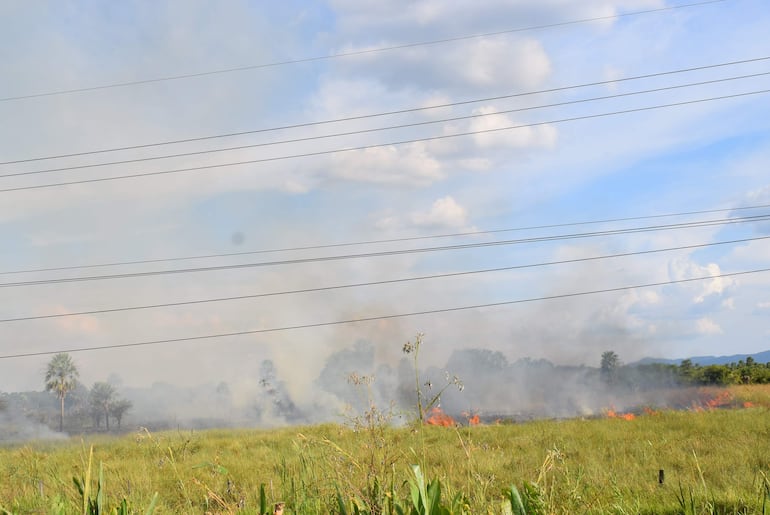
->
[403,333,463,424]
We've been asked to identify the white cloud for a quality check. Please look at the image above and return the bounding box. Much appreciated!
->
[668,259,734,304]
[410,196,471,229]
[453,38,551,90]
[330,143,443,186]
[695,317,723,335]
[2,0,770,395]
[469,106,558,149]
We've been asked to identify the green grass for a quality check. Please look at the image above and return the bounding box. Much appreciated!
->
[1,387,769,513]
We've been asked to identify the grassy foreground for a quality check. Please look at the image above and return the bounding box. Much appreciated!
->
[1,386,769,514]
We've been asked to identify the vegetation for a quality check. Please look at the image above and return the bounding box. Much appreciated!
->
[2,343,769,512]
[44,353,80,433]
[0,386,768,513]
[610,355,770,390]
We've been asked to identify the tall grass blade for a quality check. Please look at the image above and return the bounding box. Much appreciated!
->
[82,445,94,515]
[260,483,268,515]
[508,485,527,515]
[410,464,429,513]
[144,492,159,515]
[96,462,104,515]
[336,490,350,515]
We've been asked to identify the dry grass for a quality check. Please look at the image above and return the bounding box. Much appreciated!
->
[0,385,768,513]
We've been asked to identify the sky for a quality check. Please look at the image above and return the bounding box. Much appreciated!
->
[0,0,769,397]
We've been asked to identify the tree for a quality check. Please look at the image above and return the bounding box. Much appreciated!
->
[108,398,132,429]
[600,351,621,385]
[699,365,731,385]
[89,382,116,430]
[45,353,79,432]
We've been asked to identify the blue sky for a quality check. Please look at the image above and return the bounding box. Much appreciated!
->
[0,0,769,395]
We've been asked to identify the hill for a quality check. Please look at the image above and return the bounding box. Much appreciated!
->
[633,349,770,366]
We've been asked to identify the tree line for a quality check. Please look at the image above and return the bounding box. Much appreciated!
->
[600,351,770,388]
[2,352,133,434]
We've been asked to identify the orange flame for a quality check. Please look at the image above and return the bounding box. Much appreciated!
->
[743,401,754,408]
[705,390,733,409]
[462,411,481,426]
[690,389,735,412]
[605,406,635,420]
[425,407,456,426]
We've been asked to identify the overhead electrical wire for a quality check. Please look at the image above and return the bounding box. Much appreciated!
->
[2,235,767,325]
[1,214,767,288]
[3,54,766,166]
[7,70,770,179]
[0,0,726,104]
[2,202,768,277]
[3,88,769,194]
[2,266,766,360]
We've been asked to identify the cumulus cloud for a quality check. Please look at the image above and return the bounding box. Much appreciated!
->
[668,259,734,304]
[410,196,471,229]
[330,143,443,185]
[469,106,558,149]
[695,317,723,335]
[334,36,552,94]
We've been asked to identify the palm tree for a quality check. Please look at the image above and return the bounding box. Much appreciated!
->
[45,353,79,432]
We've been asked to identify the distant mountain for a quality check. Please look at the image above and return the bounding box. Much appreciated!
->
[633,350,770,367]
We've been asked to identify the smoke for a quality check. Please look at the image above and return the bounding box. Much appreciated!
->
[0,331,744,442]
[0,397,66,443]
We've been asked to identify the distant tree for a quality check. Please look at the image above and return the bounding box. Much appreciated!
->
[90,382,116,430]
[45,353,79,432]
[600,351,621,385]
[699,365,731,385]
[215,381,231,396]
[108,398,132,429]
[258,360,303,422]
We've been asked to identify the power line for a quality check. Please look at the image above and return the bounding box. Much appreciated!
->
[0,0,725,105]
[2,266,766,360]
[3,202,768,277]
[1,214,767,288]
[2,235,766,324]
[4,53,766,166]
[8,70,770,179]
[3,88,768,194]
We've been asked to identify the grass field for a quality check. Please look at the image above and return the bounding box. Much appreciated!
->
[1,385,769,514]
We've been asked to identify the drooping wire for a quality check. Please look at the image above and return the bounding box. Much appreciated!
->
[1,235,766,324]
[1,214,767,288]
[2,266,765,360]
[0,0,726,104]
[6,70,770,179]
[2,88,768,194]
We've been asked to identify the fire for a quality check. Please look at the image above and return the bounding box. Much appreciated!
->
[605,406,636,421]
[462,411,481,426]
[690,389,735,412]
[743,401,755,408]
[425,407,456,427]
[704,390,733,409]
